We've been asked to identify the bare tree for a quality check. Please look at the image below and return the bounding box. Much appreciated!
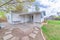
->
[0,0,13,7]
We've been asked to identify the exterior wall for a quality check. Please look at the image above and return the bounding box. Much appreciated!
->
[12,13,20,21]
[33,13,41,22]
[19,15,25,23]
[24,15,30,22]
[5,13,13,24]
[6,13,21,24]
[6,12,45,24]
[19,15,29,23]
[20,13,44,23]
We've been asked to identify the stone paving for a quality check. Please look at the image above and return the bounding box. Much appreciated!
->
[0,23,44,40]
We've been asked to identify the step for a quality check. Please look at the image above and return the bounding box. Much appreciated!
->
[34,27,39,31]
[21,36,29,40]
[11,37,19,40]
[29,33,36,39]
[33,30,39,34]
[3,34,13,40]
[5,31,12,35]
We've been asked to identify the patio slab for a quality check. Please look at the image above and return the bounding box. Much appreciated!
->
[21,36,29,40]
[3,34,13,40]
[0,23,44,40]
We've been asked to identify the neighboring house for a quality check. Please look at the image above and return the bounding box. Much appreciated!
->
[57,12,60,16]
[6,11,46,24]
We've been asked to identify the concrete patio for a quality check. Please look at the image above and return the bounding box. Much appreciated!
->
[0,22,44,40]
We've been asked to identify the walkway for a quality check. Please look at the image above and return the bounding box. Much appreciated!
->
[0,23,44,40]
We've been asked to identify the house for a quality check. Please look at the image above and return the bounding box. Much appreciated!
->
[57,12,60,16]
[5,2,46,24]
[6,11,46,24]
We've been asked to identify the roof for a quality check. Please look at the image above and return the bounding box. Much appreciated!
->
[11,11,41,15]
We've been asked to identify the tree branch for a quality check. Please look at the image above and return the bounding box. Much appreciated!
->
[0,0,13,7]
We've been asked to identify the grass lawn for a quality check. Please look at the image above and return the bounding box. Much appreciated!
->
[42,20,60,40]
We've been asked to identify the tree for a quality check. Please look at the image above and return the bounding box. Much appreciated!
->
[1,0,35,23]
[0,0,35,13]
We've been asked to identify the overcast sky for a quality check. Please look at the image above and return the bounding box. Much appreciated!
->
[33,0,60,16]
[35,0,60,12]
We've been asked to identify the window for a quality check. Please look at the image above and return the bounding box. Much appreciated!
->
[57,12,60,16]
[43,11,46,16]
[41,14,43,18]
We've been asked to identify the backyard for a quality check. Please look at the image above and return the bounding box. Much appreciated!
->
[42,20,60,40]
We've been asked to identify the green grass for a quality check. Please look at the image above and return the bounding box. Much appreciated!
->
[42,20,60,40]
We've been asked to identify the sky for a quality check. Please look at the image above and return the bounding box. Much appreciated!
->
[35,0,60,14]
[1,0,60,16]
[0,0,60,14]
